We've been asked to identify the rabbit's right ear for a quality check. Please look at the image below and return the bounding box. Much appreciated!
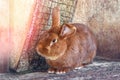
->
[51,6,60,28]
[59,24,76,39]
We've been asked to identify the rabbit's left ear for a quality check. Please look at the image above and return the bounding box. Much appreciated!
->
[59,24,76,39]
[51,6,60,28]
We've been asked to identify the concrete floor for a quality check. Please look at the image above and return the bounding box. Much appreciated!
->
[0,59,120,80]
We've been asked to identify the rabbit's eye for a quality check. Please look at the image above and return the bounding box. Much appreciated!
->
[52,39,57,43]
[50,39,58,46]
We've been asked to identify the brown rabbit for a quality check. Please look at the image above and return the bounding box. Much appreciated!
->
[36,7,97,74]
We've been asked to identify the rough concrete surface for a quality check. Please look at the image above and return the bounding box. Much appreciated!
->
[73,0,120,60]
[0,59,120,80]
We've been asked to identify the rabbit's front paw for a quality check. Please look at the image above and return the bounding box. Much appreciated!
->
[75,67,83,70]
[55,68,70,74]
[48,68,56,74]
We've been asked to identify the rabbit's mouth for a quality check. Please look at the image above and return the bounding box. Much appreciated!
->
[36,47,64,60]
[45,52,65,60]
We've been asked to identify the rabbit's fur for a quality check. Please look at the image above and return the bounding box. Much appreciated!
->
[36,7,97,74]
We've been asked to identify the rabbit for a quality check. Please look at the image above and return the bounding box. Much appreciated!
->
[36,6,97,74]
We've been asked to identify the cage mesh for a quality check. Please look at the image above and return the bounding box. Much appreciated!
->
[33,0,78,30]
[17,0,77,72]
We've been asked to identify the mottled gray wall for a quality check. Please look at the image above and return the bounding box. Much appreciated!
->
[73,0,120,60]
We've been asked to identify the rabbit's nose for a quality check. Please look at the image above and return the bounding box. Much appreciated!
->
[45,46,50,51]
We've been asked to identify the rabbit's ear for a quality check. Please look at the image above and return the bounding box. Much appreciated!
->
[60,24,76,39]
[51,6,60,28]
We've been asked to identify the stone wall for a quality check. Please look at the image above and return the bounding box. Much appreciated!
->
[73,0,120,60]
